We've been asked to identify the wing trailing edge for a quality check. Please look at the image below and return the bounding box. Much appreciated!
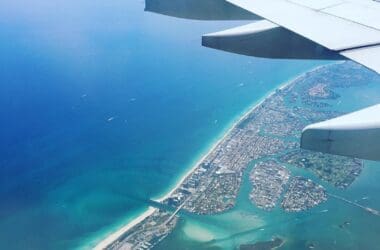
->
[202,21,342,60]
[145,0,260,20]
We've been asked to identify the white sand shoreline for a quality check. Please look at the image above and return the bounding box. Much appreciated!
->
[92,63,332,249]
[93,207,155,250]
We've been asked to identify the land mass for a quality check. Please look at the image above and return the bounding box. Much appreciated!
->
[96,62,378,250]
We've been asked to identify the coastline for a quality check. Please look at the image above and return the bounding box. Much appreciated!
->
[92,63,332,249]
[93,207,155,250]
[153,63,331,203]
[154,90,273,203]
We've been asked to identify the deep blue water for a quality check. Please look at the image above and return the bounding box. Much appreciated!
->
[0,1,324,249]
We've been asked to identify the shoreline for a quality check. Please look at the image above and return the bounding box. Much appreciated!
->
[93,207,155,250]
[153,63,331,203]
[154,90,274,203]
[92,63,332,249]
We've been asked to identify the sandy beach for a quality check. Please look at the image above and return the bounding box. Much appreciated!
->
[93,207,156,250]
[92,63,332,250]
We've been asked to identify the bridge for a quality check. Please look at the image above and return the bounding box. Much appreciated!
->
[328,193,380,216]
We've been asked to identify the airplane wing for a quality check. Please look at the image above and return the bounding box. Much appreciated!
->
[301,104,380,161]
[223,0,380,73]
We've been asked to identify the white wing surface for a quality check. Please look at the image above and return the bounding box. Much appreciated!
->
[301,105,380,161]
[225,0,380,73]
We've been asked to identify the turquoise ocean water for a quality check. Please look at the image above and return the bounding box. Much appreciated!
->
[1,1,373,249]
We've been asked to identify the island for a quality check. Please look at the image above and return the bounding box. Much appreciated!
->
[240,237,284,250]
[281,177,327,212]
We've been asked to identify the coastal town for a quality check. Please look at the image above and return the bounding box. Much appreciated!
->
[281,177,327,212]
[279,150,363,189]
[102,63,372,250]
[249,162,327,213]
[249,161,290,211]
[108,209,178,250]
